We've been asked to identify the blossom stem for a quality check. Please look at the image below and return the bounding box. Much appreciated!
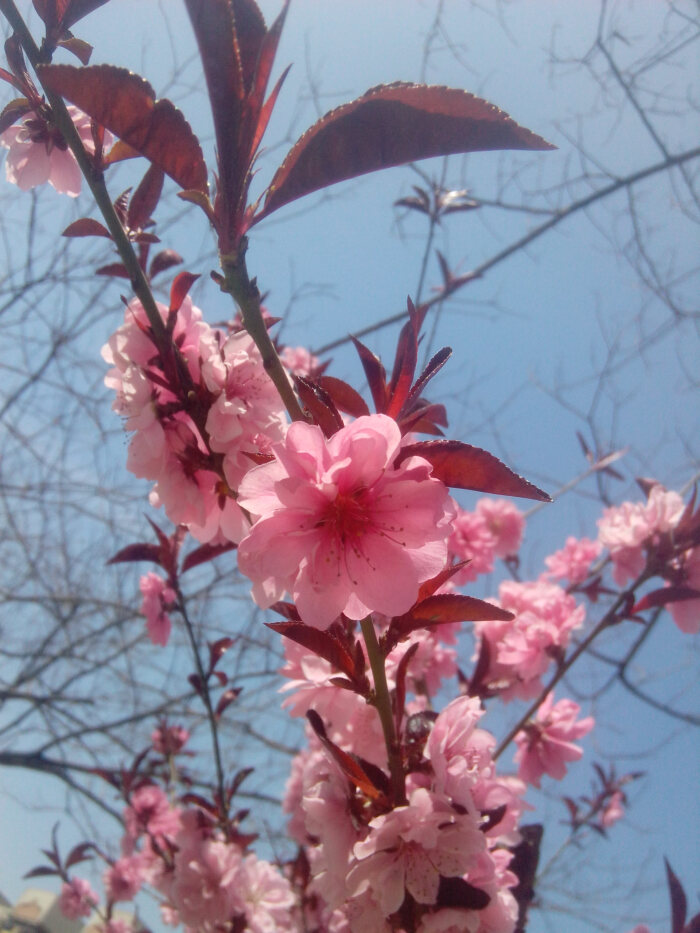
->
[493,571,651,761]
[219,244,308,423]
[174,582,228,823]
[360,616,406,804]
[0,0,169,350]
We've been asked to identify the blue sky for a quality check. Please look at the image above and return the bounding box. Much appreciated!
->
[1,1,698,931]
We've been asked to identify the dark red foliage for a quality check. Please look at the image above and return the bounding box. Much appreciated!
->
[37,64,208,192]
[32,0,111,35]
[181,540,237,574]
[395,440,550,501]
[62,217,112,239]
[266,621,359,684]
[306,710,387,802]
[256,82,554,223]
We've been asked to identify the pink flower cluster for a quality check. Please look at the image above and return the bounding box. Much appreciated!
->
[59,877,98,919]
[448,499,525,584]
[1,106,111,196]
[237,415,456,629]
[102,297,288,545]
[283,681,525,930]
[597,484,684,585]
[544,536,602,585]
[117,784,296,932]
[139,572,176,646]
[474,579,585,700]
[514,693,594,788]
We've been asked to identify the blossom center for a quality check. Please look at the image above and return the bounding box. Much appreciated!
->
[322,489,373,543]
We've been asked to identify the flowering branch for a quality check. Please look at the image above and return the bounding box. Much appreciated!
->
[0,0,168,347]
[493,571,650,761]
[360,615,406,804]
[219,242,307,423]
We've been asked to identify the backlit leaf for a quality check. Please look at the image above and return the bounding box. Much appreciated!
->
[62,217,112,239]
[267,621,356,681]
[257,82,555,222]
[37,64,208,192]
[396,440,550,501]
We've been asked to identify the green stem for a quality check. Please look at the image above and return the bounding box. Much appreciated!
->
[360,616,405,804]
[220,244,307,423]
[0,0,167,346]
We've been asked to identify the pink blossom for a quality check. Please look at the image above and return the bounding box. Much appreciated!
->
[1,106,111,196]
[475,580,584,700]
[476,498,524,558]
[544,536,602,584]
[600,790,625,829]
[598,485,684,585]
[139,572,176,647]
[236,853,296,932]
[151,722,189,756]
[102,299,287,545]
[237,415,456,629]
[448,508,496,584]
[426,695,491,810]
[385,629,457,697]
[59,878,98,920]
[669,546,700,634]
[514,694,594,788]
[123,784,181,842]
[103,855,144,902]
[170,837,243,928]
[347,787,485,917]
[280,345,320,377]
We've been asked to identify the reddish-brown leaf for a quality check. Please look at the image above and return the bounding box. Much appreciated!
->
[437,876,490,911]
[65,842,95,869]
[394,641,419,734]
[150,249,183,279]
[389,595,512,647]
[56,37,93,65]
[317,376,370,418]
[0,97,32,134]
[37,64,208,192]
[181,540,237,574]
[666,859,687,933]
[306,710,385,800]
[62,217,112,239]
[351,337,387,413]
[215,687,241,719]
[408,594,513,624]
[386,299,421,419]
[170,271,200,313]
[266,621,356,681]
[295,376,344,437]
[257,82,554,222]
[33,0,112,33]
[96,262,129,278]
[209,637,235,670]
[632,586,700,615]
[231,0,266,92]
[417,561,471,601]
[184,0,243,204]
[402,346,452,415]
[396,440,550,501]
[107,542,162,566]
[239,2,289,164]
[128,163,164,231]
[24,865,61,879]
